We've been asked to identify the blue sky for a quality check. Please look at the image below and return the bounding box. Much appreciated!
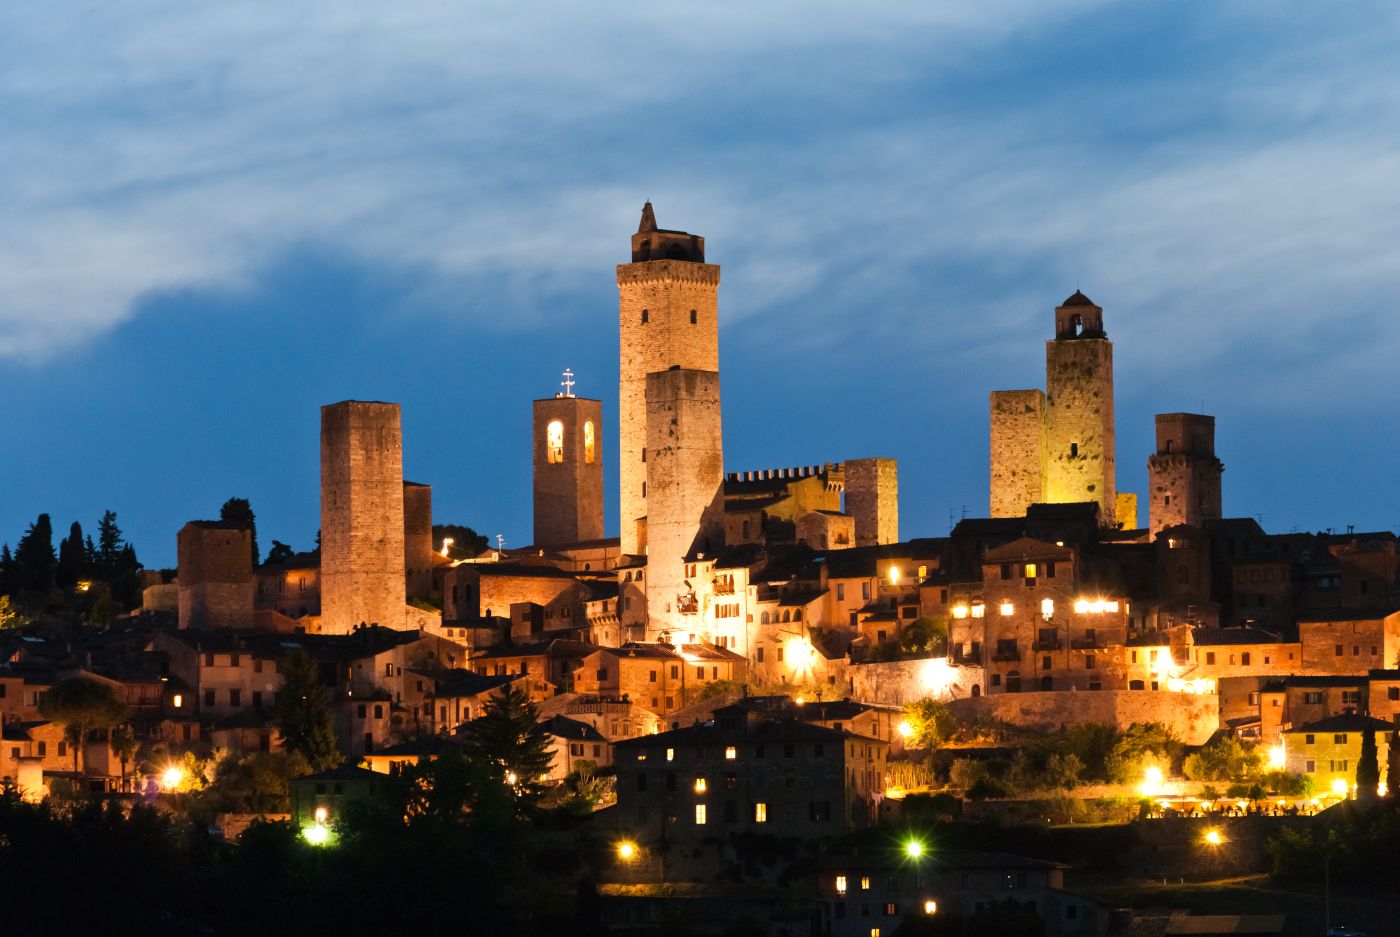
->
[3,2,1399,567]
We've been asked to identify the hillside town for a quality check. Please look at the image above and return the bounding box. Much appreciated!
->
[2,206,1397,936]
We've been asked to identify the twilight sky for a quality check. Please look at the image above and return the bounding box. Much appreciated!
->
[3,2,1399,568]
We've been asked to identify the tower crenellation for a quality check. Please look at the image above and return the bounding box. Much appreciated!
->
[1148,412,1223,535]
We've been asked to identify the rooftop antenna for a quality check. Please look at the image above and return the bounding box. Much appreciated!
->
[496,533,505,553]
[561,368,576,398]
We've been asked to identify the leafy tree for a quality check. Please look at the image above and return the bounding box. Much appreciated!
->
[87,596,120,628]
[219,497,259,568]
[1387,731,1400,799]
[37,678,128,775]
[0,595,25,630]
[1106,722,1182,783]
[1043,752,1085,790]
[899,616,949,656]
[432,524,489,559]
[1183,736,1262,782]
[56,521,86,589]
[13,513,57,593]
[110,725,139,790]
[464,685,553,803]
[1357,728,1381,802]
[273,650,342,772]
[904,698,956,749]
[203,750,311,813]
[949,758,988,791]
[265,540,296,565]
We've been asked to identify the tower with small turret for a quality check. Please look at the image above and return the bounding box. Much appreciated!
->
[533,371,605,548]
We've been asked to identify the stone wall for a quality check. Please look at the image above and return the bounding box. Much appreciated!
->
[176,522,254,630]
[532,395,605,547]
[845,457,898,546]
[644,367,724,639]
[989,389,1045,518]
[850,658,985,707]
[320,401,407,633]
[617,245,720,555]
[946,688,1219,745]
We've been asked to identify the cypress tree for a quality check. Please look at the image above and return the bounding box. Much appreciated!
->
[1358,725,1381,802]
[13,514,57,593]
[219,498,259,568]
[56,521,86,589]
[273,649,342,772]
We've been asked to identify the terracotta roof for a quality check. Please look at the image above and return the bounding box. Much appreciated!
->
[1061,290,1096,307]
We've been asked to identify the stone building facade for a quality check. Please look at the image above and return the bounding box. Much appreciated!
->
[533,392,604,547]
[844,457,899,546]
[990,291,1122,527]
[176,521,254,630]
[617,203,720,555]
[320,400,407,633]
[644,367,725,640]
[1147,413,1224,536]
[403,481,434,602]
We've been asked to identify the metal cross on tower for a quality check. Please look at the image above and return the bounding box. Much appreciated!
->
[561,368,576,397]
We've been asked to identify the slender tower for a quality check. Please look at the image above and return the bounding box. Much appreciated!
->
[320,400,407,632]
[1148,413,1223,535]
[533,370,605,547]
[617,203,720,555]
[1042,291,1116,523]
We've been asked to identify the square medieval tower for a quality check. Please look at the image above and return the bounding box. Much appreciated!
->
[533,388,605,547]
[617,203,720,555]
[320,400,407,632]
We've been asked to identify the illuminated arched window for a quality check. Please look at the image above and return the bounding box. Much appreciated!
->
[584,421,595,464]
[546,420,564,464]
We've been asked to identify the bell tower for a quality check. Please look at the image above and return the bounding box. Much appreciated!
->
[533,370,605,548]
[1042,291,1116,522]
[616,203,720,555]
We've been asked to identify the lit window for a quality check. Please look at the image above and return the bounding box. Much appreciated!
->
[923,900,937,915]
[695,804,707,825]
[725,746,737,760]
[836,875,847,895]
[755,802,767,822]
[694,777,707,793]
[971,604,985,618]
[546,420,564,464]
[1040,599,1054,620]
[861,876,871,891]
[999,602,1014,617]
[887,566,900,585]
[666,748,674,762]
[1024,563,1037,578]
[951,605,969,619]
[1074,599,1089,614]
[172,694,183,708]
[584,421,595,464]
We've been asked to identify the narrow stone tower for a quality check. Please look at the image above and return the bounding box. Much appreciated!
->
[644,367,724,640]
[533,375,605,548]
[320,400,407,633]
[1043,291,1116,520]
[1148,413,1223,535]
[617,203,720,555]
[845,457,899,546]
[403,481,434,602]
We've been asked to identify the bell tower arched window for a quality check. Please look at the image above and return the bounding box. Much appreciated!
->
[584,421,596,464]
[546,420,564,464]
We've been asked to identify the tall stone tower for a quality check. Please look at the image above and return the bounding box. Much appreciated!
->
[533,376,605,548]
[403,481,434,602]
[1148,413,1223,536]
[644,367,724,640]
[990,291,1121,526]
[845,457,899,546]
[617,203,720,555]
[320,401,407,633]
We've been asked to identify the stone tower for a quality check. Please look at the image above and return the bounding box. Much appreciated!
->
[644,367,724,640]
[617,203,720,555]
[845,457,899,546]
[320,401,407,633]
[533,382,605,547]
[1148,413,1223,536]
[403,481,434,602]
[176,521,254,630]
[989,291,1121,526]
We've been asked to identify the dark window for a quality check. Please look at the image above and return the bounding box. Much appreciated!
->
[204,690,216,707]
[229,689,242,707]
[641,309,649,324]
[689,309,697,324]
[636,773,648,792]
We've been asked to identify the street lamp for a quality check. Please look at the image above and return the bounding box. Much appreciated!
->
[616,840,637,861]
[160,764,184,791]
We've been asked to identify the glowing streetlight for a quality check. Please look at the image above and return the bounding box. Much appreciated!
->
[302,823,331,846]
[439,537,454,558]
[897,720,914,739]
[616,840,637,861]
[904,838,925,860]
[1268,745,1286,770]
[505,770,519,787]
[1203,828,1224,847]
[314,806,329,824]
[1331,778,1349,799]
[923,899,938,915]
[1139,765,1165,798]
[160,765,184,791]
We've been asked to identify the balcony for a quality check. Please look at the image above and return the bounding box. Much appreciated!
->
[677,597,699,615]
[713,582,736,595]
[992,643,1021,662]
[952,647,982,665]
[1032,638,1063,651]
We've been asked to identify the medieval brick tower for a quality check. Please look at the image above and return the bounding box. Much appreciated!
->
[1148,413,1223,535]
[645,366,725,640]
[845,457,899,546]
[617,203,720,555]
[403,481,434,602]
[176,521,254,630]
[990,291,1121,526]
[321,400,407,633]
[533,377,605,547]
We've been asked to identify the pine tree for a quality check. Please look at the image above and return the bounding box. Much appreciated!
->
[273,649,343,772]
[95,510,124,573]
[465,684,553,803]
[1358,726,1381,802]
[219,498,259,568]
[13,514,57,593]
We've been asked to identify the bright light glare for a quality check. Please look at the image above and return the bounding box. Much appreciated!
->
[160,765,184,791]
[1268,745,1286,769]
[505,771,519,786]
[904,839,925,859]
[439,537,455,557]
[918,658,956,695]
[302,823,331,846]
[617,840,637,861]
[1203,828,1223,847]
[1139,766,1165,798]
[923,900,937,915]
[314,806,329,824]
[897,721,914,739]
[1331,778,1349,798]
